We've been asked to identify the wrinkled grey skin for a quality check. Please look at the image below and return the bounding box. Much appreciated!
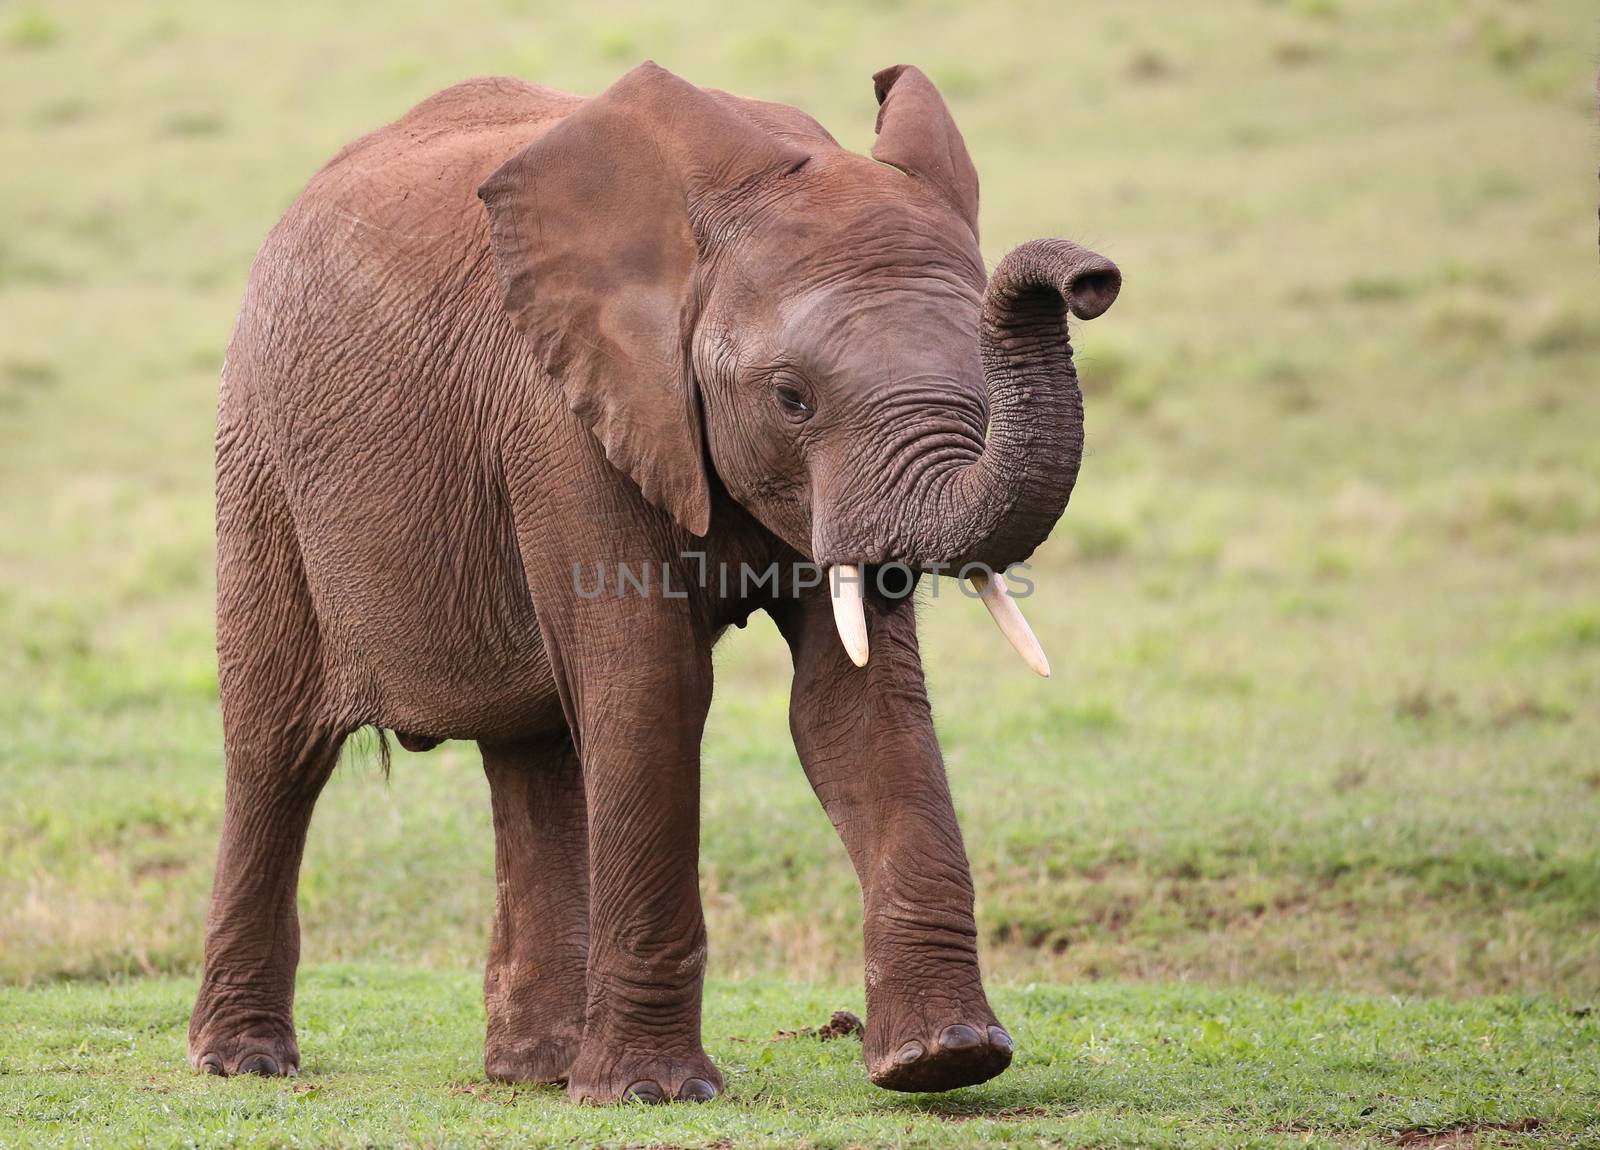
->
[188,61,1120,1103]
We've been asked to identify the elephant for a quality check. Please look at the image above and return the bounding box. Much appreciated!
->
[187,60,1120,1103]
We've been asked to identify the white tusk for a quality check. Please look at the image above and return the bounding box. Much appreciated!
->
[830,564,869,668]
[970,571,1051,677]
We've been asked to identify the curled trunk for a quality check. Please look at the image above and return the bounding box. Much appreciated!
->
[895,239,1121,571]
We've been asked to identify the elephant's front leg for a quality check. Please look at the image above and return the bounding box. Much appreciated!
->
[774,587,1013,1093]
[559,629,721,1104]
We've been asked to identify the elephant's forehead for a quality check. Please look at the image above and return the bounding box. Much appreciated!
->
[715,156,985,379]
[769,276,983,387]
[734,153,985,287]
[777,276,977,346]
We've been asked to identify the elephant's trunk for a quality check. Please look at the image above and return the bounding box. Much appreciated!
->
[817,240,1119,675]
[914,238,1120,571]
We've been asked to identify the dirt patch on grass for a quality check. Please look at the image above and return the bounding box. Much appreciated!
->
[448,1082,520,1105]
[934,1105,1052,1122]
[1266,1120,1545,1146]
[1389,1120,1543,1147]
[131,857,188,882]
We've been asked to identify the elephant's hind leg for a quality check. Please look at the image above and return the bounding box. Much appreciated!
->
[189,439,343,1077]
[480,734,590,1083]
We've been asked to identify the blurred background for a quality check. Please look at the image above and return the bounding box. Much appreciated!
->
[1,0,1595,1000]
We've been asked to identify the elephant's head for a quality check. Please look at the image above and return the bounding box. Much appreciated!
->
[480,62,1119,673]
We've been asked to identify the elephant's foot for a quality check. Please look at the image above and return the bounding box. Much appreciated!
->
[482,952,588,1084]
[484,1034,582,1085]
[565,1042,723,1104]
[188,1017,299,1077]
[864,978,1013,1092]
[188,977,300,1077]
[868,1020,1013,1092]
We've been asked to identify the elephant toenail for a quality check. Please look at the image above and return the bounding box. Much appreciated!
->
[623,1080,665,1104]
[236,1053,280,1076]
[938,1024,983,1052]
[677,1077,717,1102]
[894,1040,925,1066]
[988,1026,1015,1055]
[197,1053,225,1076]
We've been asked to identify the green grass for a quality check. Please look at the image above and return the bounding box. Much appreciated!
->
[2,0,1598,1145]
[3,966,1596,1149]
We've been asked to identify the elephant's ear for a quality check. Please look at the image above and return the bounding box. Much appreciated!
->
[478,62,806,537]
[870,64,980,240]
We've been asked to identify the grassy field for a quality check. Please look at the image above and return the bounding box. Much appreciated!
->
[2,0,1598,1146]
[3,967,1597,1149]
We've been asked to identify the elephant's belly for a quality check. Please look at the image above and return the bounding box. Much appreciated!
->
[339,567,565,741]
[364,638,566,745]
[327,580,565,743]
[290,477,567,743]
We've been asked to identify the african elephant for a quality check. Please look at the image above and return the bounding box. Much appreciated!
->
[188,60,1119,1103]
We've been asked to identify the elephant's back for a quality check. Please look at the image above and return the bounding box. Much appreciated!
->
[215,80,571,735]
[223,77,575,431]
[307,76,582,220]
[244,78,576,344]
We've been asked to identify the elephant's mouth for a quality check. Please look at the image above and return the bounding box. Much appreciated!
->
[825,561,1050,678]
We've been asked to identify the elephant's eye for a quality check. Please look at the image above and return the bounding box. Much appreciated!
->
[774,379,814,421]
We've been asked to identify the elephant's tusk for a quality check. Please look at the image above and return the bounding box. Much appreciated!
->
[970,571,1050,677]
[830,564,869,668]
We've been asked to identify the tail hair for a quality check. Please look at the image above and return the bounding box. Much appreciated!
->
[340,724,393,781]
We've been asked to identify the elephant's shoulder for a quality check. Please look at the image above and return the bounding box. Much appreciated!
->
[285,79,581,251]
[394,77,584,135]
[318,78,576,171]
[308,78,580,195]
